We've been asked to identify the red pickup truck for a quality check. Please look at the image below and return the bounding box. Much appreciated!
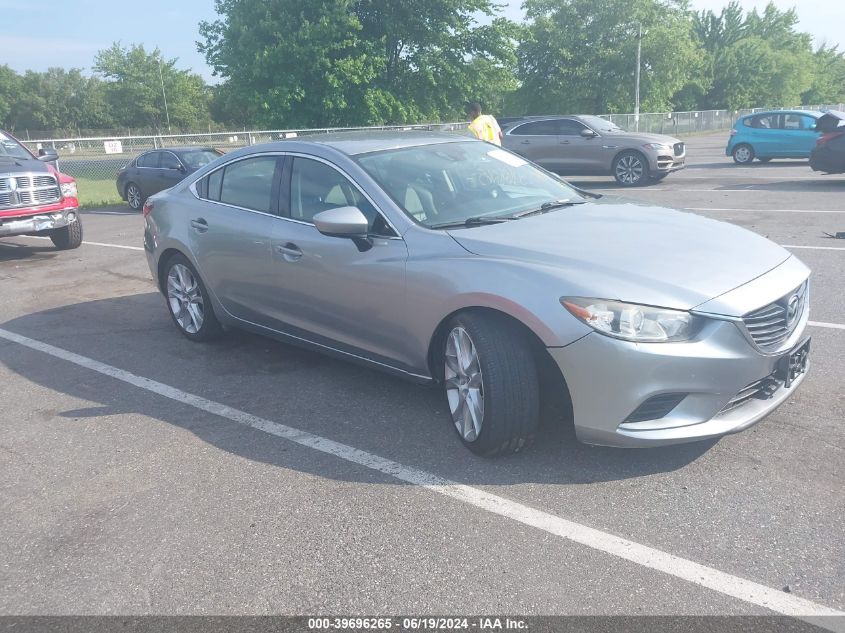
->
[0,129,82,249]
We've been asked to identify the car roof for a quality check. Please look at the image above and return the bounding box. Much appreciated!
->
[742,109,822,118]
[144,146,218,154]
[300,130,467,156]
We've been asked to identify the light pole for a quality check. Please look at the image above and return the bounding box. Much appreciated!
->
[634,23,643,132]
[157,55,172,135]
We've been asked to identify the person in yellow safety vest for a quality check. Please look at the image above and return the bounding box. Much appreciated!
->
[466,102,502,146]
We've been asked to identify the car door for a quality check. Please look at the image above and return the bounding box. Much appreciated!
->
[552,118,605,173]
[781,113,819,157]
[188,154,282,325]
[746,113,782,157]
[134,151,161,196]
[503,120,565,171]
[158,151,188,191]
[267,155,411,368]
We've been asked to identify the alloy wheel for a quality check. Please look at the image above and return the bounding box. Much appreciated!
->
[615,155,644,184]
[127,184,142,210]
[167,263,204,334]
[445,326,485,442]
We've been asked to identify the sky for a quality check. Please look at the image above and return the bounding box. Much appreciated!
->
[2,0,842,82]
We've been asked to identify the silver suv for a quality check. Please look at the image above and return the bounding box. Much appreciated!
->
[502,115,685,186]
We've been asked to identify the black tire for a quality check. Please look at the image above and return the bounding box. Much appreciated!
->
[613,150,650,186]
[126,182,144,210]
[442,312,539,457]
[162,253,223,342]
[758,157,772,163]
[732,144,755,164]
[49,216,83,250]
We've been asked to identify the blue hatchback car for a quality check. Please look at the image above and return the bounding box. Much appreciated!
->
[726,110,822,164]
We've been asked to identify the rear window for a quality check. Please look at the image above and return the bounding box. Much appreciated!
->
[217,156,278,213]
[137,152,159,168]
[509,120,559,136]
[746,114,782,129]
[180,150,221,169]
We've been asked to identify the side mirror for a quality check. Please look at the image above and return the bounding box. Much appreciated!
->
[38,147,59,162]
[580,128,598,138]
[313,206,372,251]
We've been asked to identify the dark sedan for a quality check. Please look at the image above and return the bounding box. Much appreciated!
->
[809,111,845,174]
[117,147,222,210]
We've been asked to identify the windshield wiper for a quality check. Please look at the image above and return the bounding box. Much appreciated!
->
[429,216,515,229]
[508,198,586,220]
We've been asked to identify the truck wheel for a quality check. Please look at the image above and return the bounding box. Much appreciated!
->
[443,312,539,457]
[126,183,143,210]
[50,217,83,250]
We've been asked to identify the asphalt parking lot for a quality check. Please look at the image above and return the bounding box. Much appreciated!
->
[1,132,843,619]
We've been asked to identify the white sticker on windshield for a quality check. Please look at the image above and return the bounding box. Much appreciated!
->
[487,149,527,167]
[0,132,9,141]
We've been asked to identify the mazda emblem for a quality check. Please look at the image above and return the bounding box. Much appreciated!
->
[786,294,801,325]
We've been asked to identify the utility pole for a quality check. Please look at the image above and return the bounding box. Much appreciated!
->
[635,23,642,132]
[158,55,172,135]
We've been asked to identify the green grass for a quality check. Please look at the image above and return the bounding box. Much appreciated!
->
[74,177,125,209]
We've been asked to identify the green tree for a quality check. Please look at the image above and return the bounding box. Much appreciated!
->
[94,42,211,132]
[0,65,21,128]
[802,44,845,106]
[199,0,517,127]
[513,0,706,115]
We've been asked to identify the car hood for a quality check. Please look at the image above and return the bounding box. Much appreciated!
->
[816,110,845,133]
[0,155,50,174]
[447,198,791,311]
[603,131,681,145]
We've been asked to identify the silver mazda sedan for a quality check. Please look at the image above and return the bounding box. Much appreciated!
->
[143,132,811,456]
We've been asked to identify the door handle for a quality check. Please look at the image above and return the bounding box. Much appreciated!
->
[190,218,208,232]
[276,242,302,261]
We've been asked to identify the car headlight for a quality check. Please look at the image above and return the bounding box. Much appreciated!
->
[560,297,700,342]
[643,143,670,151]
[61,181,78,198]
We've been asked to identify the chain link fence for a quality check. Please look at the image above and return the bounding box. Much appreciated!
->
[20,105,845,183]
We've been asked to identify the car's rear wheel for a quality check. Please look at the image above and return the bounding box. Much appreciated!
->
[732,144,755,164]
[443,313,539,457]
[613,151,649,186]
[49,216,83,250]
[163,253,222,341]
[126,182,143,210]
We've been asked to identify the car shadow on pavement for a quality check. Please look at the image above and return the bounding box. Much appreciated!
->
[0,241,59,263]
[0,293,715,487]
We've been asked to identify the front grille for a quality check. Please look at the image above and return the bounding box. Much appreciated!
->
[720,373,781,413]
[0,172,61,210]
[624,393,687,423]
[673,142,685,156]
[742,282,808,351]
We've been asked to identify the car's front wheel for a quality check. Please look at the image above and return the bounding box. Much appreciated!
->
[613,151,650,186]
[126,182,143,210]
[732,144,755,164]
[49,216,83,250]
[163,253,222,341]
[443,313,539,457]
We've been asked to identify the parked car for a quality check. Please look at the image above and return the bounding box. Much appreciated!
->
[501,115,686,186]
[809,110,845,174]
[143,133,810,456]
[726,110,822,164]
[117,147,222,210]
[0,129,82,249]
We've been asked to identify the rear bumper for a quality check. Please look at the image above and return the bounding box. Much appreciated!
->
[0,207,79,238]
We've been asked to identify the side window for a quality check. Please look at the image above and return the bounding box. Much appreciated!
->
[556,119,589,136]
[137,152,159,168]
[783,114,814,130]
[749,114,781,129]
[160,152,182,169]
[206,169,223,201]
[289,158,392,235]
[218,156,278,213]
[509,120,559,136]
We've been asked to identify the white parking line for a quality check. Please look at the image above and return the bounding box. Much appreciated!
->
[15,235,143,251]
[687,207,845,214]
[0,327,842,620]
[810,321,845,331]
[782,245,845,251]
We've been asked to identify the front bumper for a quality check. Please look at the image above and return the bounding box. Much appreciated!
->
[548,309,809,448]
[0,207,78,238]
[648,149,685,174]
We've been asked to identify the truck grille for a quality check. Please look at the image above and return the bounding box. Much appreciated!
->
[673,142,685,156]
[742,281,808,352]
[0,172,61,210]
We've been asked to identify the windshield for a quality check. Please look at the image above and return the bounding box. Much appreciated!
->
[180,149,222,169]
[356,141,584,228]
[578,116,623,133]
[0,131,35,160]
